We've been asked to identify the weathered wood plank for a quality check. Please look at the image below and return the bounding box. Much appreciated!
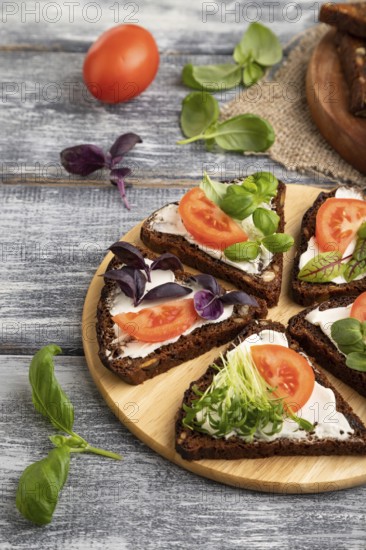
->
[1,354,366,549]
[0,49,335,186]
[0,0,320,53]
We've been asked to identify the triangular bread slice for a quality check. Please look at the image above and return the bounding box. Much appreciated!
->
[320,3,366,38]
[97,249,267,385]
[140,181,286,308]
[176,320,366,460]
[292,186,366,307]
[288,295,366,398]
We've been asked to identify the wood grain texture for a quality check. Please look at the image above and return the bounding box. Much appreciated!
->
[2,355,366,550]
[83,184,366,493]
[306,30,366,175]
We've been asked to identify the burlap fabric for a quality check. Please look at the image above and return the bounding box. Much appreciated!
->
[221,24,366,186]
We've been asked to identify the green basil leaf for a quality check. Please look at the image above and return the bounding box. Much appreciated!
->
[220,186,259,219]
[49,434,85,449]
[243,62,265,87]
[180,92,219,139]
[29,344,74,433]
[346,352,366,372]
[252,208,279,235]
[182,63,242,91]
[238,22,282,67]
[204,114,275,152]
[262,233,294,253]
[352,237,366,262]
[199,171,227,206]
[243,171,278,201]
[331,318,364,355]
[343,256,366,282]
[358,222,366,239]
[224,241,260,262]
[233,43,251,65]
[16,447,70,525]
[297,252,345,283]
[241,179,258,193]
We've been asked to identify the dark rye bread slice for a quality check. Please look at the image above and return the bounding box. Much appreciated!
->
[176,320,366,460]
[140,181,286,308]
[320,3,366,38]
[336,31,366,117]
[97,251,267,385]
[292,186,366,306]
[288,295,366,398]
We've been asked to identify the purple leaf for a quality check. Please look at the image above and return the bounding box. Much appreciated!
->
[150,253,183,272]
[193,289,224,321]
[109,133,142,166]
[139,283,192,304]
[60,144,106,176]
[103,266,146,306]
[110,167,132,184]
[190,274,222,296]
[109,241,150,280]
[220,291,258,307]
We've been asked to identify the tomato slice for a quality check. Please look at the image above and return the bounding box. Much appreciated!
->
[112,298,198,343]
[350,292,366,322]
[251,345,315,413]
[316,198,366,255]
[178,188,248,250]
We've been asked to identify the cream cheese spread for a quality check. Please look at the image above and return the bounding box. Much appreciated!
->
[197,330,354,442]
[149,202,274,276]
[298,187,366,284]
[305,304,352,355]
[108,259,234,359]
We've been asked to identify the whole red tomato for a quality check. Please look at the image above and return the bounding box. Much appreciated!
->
[83,24,159,104]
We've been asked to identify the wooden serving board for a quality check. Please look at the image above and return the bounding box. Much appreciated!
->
[306,29,366,175]
[82,184,366,494]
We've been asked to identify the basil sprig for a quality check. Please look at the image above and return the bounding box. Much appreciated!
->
[182,22,282,91]
[178,92,274,153]
[224,233,294,262]
[331,318,366,371]
[16,345,122,525]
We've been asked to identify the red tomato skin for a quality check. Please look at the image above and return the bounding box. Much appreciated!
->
[350,292,366,322]
[83,24,159,104]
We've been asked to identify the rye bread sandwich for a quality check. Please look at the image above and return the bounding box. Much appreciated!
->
[336,31,366,117]
[292,185,366,306]
[288,292,366,398]
[141,173,291,308]
[176,320,366,460]
[97,241,267,385]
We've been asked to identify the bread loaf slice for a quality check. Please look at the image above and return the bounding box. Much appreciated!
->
[140,181,286,308]
[97,250,267,385]
[288,295,366,398]
[292,186,366,306]
[320,3,366,38]
[336,31,366,117]
[176,320,366,460]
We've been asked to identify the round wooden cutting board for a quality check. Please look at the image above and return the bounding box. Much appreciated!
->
[82,184,366,494]
[306,29,366,175]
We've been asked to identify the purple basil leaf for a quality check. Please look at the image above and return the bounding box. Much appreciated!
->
[103,267,138,303]
[123,266,146,305]
[190,274,221,296]
[139,282,192,304]
[220,291,258,307]
[110,167,132,185]
[60,144,106,176]
[193,289,224,321]
[150,253,183,272]
[109,133,142,166]
[109,241,149,279]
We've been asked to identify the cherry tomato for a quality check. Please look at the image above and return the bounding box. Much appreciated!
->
[316,198,366,255]
[350,292,366,322]
[112,299,198,343]
[178,188,248,250]
[251,345,315,412]
[83,24,159,104]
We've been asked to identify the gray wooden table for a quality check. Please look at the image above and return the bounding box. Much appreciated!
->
[1,1,366,549]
